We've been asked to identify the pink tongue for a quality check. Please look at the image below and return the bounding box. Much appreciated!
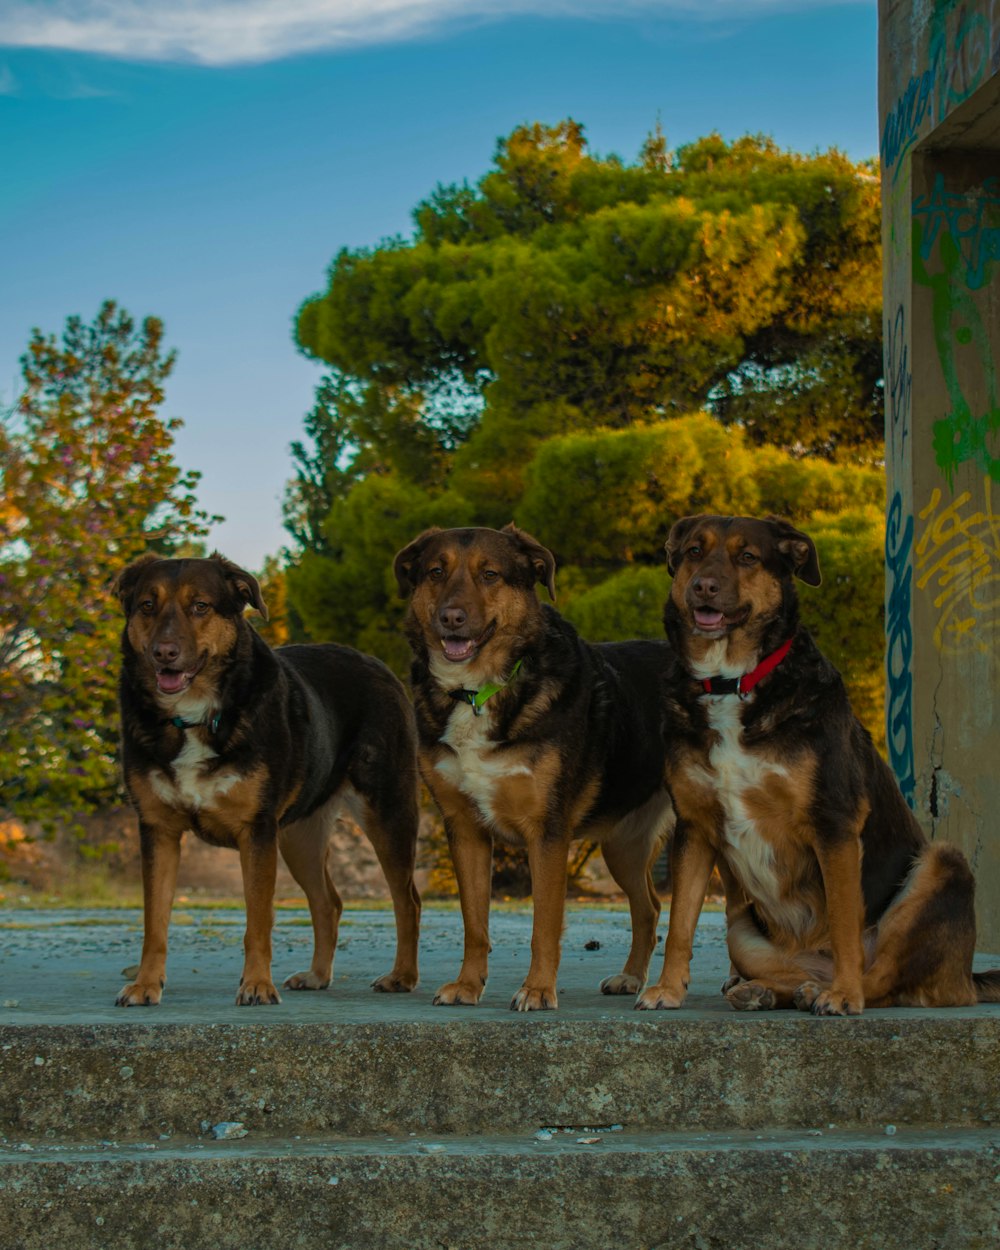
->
[442,638,475,661]
[157,670,189,694]
[694,609,725,629]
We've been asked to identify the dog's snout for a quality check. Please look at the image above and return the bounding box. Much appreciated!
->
[438,605,467,632]
[153,639,181,666]
[692,575,720,600]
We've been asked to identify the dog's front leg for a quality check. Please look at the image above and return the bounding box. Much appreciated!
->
[636,821,716,1010]
[796,835,865,1016]
[433,798,494,1006]
[117,820,182,1006]
[236,820,281,1006]
[511,833,570,1011]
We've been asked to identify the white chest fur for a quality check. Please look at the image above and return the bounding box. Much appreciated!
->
[149,731,241,813]
[434,704,532,831]
[695,692,811,932]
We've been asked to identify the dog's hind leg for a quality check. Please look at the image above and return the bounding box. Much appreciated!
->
[279,800,342,991]
[355,788,422,993]
[724,904,833,1011]
[599,791,674,995]
[862,843,978,1008]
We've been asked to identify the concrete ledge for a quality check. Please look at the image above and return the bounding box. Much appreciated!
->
[3,1014,1000,1140]
[1,1130,997,1250]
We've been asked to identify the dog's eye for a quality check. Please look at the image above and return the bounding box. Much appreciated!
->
[427,566,445,581]
[138,599,155,615]
[738,551,759,566]
[685,545,702,559]
[481,569,499,582]
[191,600,211,615]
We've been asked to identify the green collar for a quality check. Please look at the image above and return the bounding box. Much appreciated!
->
[448,659,523,716]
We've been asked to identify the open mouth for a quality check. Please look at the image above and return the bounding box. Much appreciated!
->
[691,606,750,636]
[154,656,205,695]
[439,621,497,663]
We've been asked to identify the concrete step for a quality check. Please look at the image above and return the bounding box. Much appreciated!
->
[2,908,999,1248]
[3,1013,1000,1140]
[1,1129,998,1250]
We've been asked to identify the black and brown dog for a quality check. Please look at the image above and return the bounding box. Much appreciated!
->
[112,552,421,1007]
[638,513,1000,1015]
[394,523,675,1011]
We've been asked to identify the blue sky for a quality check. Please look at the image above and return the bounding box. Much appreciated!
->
[0,1,878,571]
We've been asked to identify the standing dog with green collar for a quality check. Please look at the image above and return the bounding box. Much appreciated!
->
[394,524,676,1011]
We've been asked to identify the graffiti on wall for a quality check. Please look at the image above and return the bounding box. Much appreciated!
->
[912,177,1000,488]
[916,480,1000,656]
[881,1,1000,185]
[885,303,916,806]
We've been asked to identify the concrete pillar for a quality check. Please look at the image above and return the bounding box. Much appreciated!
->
[879,1,1000,945]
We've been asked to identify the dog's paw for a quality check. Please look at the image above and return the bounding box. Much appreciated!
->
[116,978,164,1007]
[282,969,331,991]
[721,974,744,995]
[235,979,282,1006]
[634,984,686,1010]
[725,979,777,1011]
[371,969,418,993]
[796,983,862,1017]
[510,984,558,1012]
[600,972,644,995]
[432,979,483,1006]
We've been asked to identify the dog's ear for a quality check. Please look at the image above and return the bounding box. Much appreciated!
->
[393,528,442,597]
[211,553,269,619]
[665,515,704,576]
[767,518,821,587]
[110,553,159,615]
[502,523,556,601]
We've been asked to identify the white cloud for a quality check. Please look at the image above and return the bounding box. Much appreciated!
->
[0,0,871,67]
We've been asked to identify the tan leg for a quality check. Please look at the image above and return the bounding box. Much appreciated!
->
[599,830,663,996]
[279,805,341,991]
[636,825,716,1010]
[800,836,865,1016]
[511,835,571,1012]
[117,820,183,1007]
[235,827,281,1005]
[431,789,494,1006]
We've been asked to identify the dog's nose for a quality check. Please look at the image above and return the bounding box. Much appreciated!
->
[439,606,467,631]
[153,640,181,666]
[692,576,720,599]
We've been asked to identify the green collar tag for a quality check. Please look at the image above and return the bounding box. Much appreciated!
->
[449,658,523,716]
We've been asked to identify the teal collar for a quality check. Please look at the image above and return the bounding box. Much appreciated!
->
[448,659,523,717]
[169,712,221,734]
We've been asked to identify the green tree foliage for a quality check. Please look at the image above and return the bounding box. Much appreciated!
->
[0,301,213,829]
[288,123,886,745]
[297,124,881,507]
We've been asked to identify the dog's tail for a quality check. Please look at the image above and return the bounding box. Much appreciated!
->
[973,969,1000,1002]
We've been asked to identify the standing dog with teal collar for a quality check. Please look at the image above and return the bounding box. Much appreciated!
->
[113,552,421,1008]
[394,524,676,1011]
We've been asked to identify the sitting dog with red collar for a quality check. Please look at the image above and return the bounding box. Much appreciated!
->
[638,513,1000,1016]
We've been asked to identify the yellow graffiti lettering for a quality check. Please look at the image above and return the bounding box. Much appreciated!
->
[914,477,1000,655]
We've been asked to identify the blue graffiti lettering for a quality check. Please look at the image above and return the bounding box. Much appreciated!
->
[886,491,916,807]
[913,173,1000,290]
[881,58,939,182]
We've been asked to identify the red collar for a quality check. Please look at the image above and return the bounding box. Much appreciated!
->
[700,637,794,698]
